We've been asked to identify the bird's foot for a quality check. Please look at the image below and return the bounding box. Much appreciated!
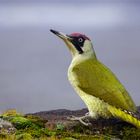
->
[67,113,92,126]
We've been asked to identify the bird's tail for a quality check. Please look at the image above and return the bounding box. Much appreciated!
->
[108,105,140,128]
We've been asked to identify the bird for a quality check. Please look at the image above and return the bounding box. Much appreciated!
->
[50,29,140,128]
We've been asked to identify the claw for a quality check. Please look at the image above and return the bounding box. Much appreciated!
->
[79,119,92,126]
[67,112,92,126]
[67,115,77,120]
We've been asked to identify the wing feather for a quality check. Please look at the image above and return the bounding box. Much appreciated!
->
[72,59,136,112]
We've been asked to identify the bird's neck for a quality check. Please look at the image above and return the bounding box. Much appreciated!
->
[71,50,97,66]
[71,41,97,61]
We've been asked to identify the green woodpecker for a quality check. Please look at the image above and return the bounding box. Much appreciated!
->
[50,29,140,128]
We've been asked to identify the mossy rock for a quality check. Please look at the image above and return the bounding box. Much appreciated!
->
[43,128,57,136]
[9,116,33,129]
[122,127,140,139]
[16,133,32,140]
[25,115,47,128]
[62,137,77,140]
[0,133,7,139]
[2,109,21,117]
[26,128,43,138]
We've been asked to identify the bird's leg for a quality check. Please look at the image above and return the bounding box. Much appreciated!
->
[67,112,92,126]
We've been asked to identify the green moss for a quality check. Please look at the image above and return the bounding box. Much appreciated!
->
[16,133,32,140]
[0,133,7,139]
[2,109,21,117]
[25,115,47,128]
[0,135,16,140]
[122,127,140,139]
[1,109,140,140]
[56,123,65,131]
[9,116,33,129]
[43,128,57,137]
[61,137,77,140]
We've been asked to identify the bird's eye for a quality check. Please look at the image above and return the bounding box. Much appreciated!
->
[78,38,83,42]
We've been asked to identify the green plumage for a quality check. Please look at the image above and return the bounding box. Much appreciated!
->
[70,58,136,112]
[68,56,140,128]
[50,29,140,128]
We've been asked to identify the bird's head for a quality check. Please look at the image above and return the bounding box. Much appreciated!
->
[50,29,96,58]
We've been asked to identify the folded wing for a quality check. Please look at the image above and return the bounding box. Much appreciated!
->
[72,59,136,112]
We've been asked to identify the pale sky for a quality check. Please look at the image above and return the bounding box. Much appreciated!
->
[0,0,140,113]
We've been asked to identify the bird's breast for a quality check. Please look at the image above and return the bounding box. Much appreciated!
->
[68,64,111,118]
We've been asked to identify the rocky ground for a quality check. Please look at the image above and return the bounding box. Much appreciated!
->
[0,108,140,140]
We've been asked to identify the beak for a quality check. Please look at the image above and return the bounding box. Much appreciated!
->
[50,29,72,41]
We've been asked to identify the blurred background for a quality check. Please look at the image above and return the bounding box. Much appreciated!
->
[0,0,140,113]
